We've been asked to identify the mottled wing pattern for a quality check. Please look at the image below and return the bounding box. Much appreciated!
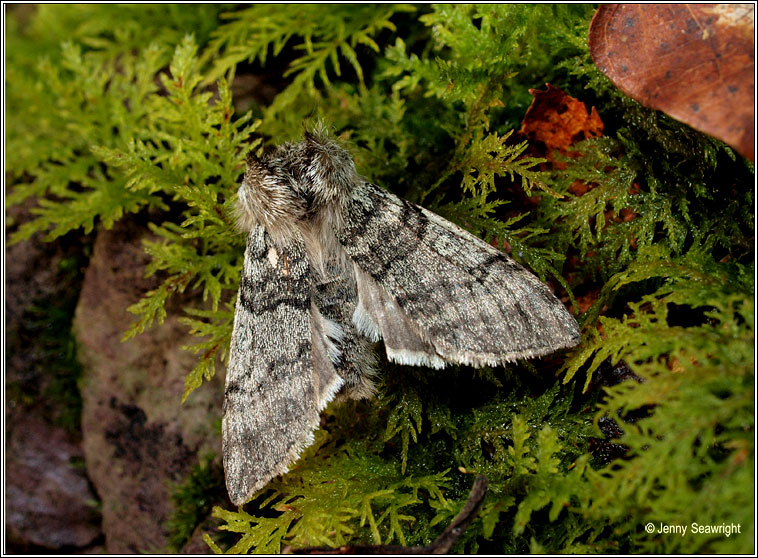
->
[335,181,581,367]
[223,226,342,506]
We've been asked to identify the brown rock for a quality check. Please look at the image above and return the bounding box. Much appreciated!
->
[5,412,101,550]
[179,515,224,554]
[74,218,225,553]
[5,201,102,551]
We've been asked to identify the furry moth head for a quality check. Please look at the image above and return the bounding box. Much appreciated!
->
[236,129,357,236]
[223,128,581,506]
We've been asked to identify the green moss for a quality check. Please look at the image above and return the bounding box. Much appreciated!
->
[167,454,227,551]
[6,4,753,554]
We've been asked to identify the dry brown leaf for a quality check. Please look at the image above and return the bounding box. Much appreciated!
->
[520,83,604,157]
[589,4,755,161]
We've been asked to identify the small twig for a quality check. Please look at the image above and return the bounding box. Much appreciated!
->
[284,475,489,555]
[427,474,489,554]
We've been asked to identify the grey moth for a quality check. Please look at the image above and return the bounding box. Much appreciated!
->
[223,129,580,505]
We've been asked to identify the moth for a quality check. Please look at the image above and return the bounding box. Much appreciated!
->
[224,129,581,505]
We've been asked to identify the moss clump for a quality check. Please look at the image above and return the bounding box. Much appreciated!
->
[167,454,227,551]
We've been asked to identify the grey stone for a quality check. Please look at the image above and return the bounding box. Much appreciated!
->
[74,220,225,553]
